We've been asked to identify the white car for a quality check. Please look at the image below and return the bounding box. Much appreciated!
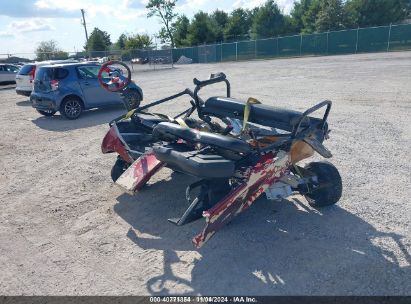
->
[15,60,78,96]
[0,64,19,83]
[15,63,36,96]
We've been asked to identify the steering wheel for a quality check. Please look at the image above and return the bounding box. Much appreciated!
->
[98,60,131,92]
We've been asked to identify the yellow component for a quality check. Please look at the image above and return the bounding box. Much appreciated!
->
[175,117,189,128]
[242,97,261,131]
[124,109,136,120]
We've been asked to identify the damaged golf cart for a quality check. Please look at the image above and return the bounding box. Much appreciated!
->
[100,61,342,248]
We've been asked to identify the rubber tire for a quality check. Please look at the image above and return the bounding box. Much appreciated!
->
[37,109,56,116]
[303,161,342,207]
[60,97,83,120]
[121,89,142,111]
[111,158,129,182]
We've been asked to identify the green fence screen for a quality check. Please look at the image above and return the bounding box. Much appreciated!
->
[387,24,411,50]
[256,38,278,58]
[237,40,256,60]
[278,35,301,57]
[221,43,237,62]
[172,47,198,63]
[301,32,328,55]
[170,23,411,64]
[327,28,357,54]
[357,26,390,52]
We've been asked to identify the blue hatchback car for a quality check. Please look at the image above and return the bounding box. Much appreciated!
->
[30,62,143,119]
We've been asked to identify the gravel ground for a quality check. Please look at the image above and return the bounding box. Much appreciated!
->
[0,52,410,296]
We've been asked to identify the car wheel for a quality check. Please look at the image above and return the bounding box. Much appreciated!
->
[121,89,142,111]
[60,97,83,120]
[37,109,56,116]
[303,161,342,207]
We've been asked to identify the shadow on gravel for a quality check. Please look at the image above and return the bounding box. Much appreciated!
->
[16,100,31,107]
[31,106,125,131]
[0,82,16,90]
[114,173,411,295]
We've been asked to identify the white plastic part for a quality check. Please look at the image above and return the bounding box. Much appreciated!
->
[265,182,292,200]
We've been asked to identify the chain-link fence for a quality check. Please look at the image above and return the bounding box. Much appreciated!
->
[0,48,174,72]
[171,23,411,64]
[1,23,410,68]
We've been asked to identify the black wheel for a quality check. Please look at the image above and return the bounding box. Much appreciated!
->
[120,89,142,111]
[37,109,56,116]
[111,157,129,182]
[60,97,83,120]
[303,161,342,207]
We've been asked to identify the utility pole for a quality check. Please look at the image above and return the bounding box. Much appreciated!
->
[80,9,89,56]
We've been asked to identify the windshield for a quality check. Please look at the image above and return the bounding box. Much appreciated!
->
[35,67,53,81]
[77,66,101,79]
[18,64,34,75]
[5,65,19,73]
[76,65,122,80]
[35,67,69,81]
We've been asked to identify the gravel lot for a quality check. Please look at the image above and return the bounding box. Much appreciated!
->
[0,52,410,296]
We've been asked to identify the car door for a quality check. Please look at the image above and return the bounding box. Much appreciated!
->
[5,65,19,82]
[0,65,5,82]
[76,65,121,108]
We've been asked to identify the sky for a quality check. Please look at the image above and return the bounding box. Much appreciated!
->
[0,0,295,57]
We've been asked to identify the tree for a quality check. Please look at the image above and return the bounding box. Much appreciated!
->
[283,15,297,35]
[212,9,229,29]
[187,12,218,45]
[291,0,313,33]
[86,27,112,53]
[315,0,345,31]
[224,8,252,41]
[52,51,69,60]
[116,33,127,50]
[345,0,410,27]
[146,0,178,48]
[249,7,260,21]
[125,34,152,49]
[301,0,322,33]
[35,40,68,61]
[251,0,286,39]
[211,10,229,41]
[173,15,190,47]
